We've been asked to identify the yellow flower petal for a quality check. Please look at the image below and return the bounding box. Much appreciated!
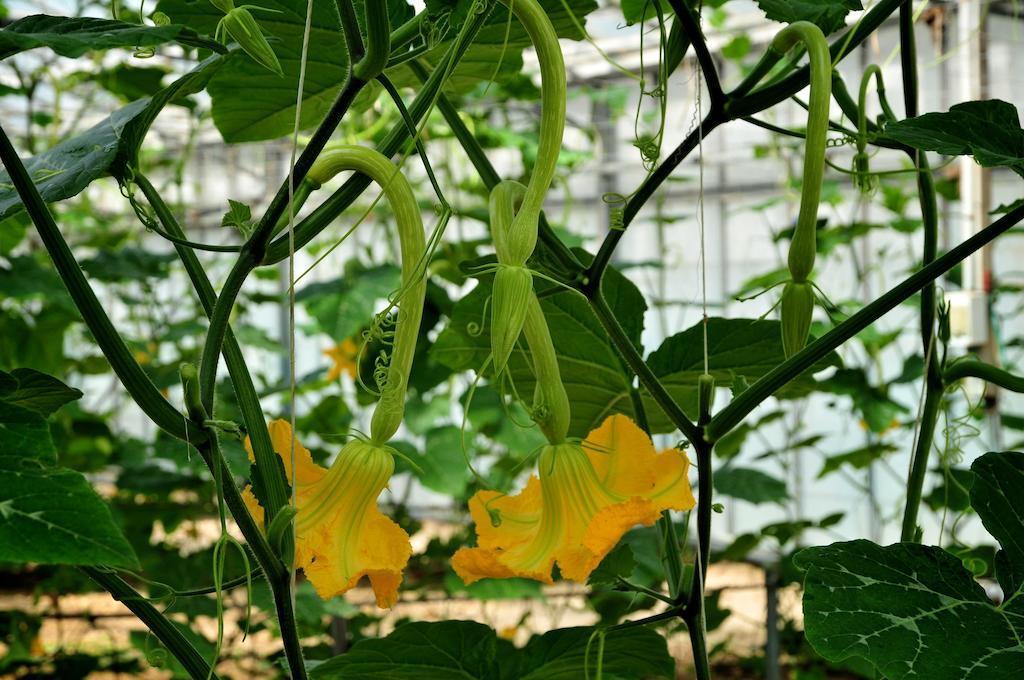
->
[242,423,411,608]
[456,415,697,585]
[323,338,360,381]
[467,476,542,550]
[295,440,410,607]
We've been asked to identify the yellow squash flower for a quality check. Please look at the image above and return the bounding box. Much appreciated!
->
[453,414,695,585]
[323,338,360,381]
[242,420,411,608]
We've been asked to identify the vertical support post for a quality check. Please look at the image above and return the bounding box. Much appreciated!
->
[765,564,781,680]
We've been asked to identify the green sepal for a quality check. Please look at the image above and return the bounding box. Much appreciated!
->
[490,266,534,377]
[267,505,297,567]
[780,281,815,358]
[218,8,283,77]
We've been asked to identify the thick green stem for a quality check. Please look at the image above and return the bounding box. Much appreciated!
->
[897,0,943,547]
[0,126,200,443]
[944,360,1024,392]
[353,0,390,79]
[83,568,217,680]
[707,202,1024,440]
[135,174,282,533]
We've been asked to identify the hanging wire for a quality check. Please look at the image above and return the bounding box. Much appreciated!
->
[286,0,316,614]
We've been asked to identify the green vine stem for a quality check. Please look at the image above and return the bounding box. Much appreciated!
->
[353,0,390,80]
[898,0,945,544]
[944,360,1024,391]
[83,568,217,680]
[707,201,1024,441]
[0,126,201,443]
[307,147,426,445]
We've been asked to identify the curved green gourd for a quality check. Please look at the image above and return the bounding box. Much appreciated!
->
[769,21,831,357]
[495,0,567,266]
[770,21,831,283]
[307,147,426,445]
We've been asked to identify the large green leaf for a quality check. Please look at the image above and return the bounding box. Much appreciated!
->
[0,14,212,60]
[883,100,1024,177]
[311,620,497,679]
[0,368,82,416]
[755,0,863,34]
[500,626,675,680]
[310,620,674,679]
[642,318,840,431]
[431,259,644,439]
[0,457,139,569]
[157,0,597,142]
[796,451,1024,679]
[0,56,221,220]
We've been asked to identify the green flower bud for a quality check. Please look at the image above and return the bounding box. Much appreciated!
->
[490,265,533,377]
[218,7,283,76]
[780,281,815,358]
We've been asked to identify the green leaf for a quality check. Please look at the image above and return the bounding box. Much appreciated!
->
[0,14,211,60]
[92,64,170,103]
[588,543,636,587]
[754,0,863,34]
[0,368,82,416]
[883,100,1024,176]
[499,626,675,680]
[714,466,788,504]
[158,0,597,142]
[0,457,139,569]
[797,451,1024,679]
[311,620,674,680]
[643,318,840,432]
[431,259,643,439]
[818,367,907,432]
[621,0,672,25]
[415,426,472,496]
[970,451,1024,598]
[817,442,897,478]
[297,263,402,342]
[0,402,55,464]
[0,56,222,220]
[310,620,497,679]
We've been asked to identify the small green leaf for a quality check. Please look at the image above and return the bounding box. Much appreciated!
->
[221,198,255,237]
[883,100,1024,176]
[817,443,897,478]
[0,456,139,569]
[0,368,82,416]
